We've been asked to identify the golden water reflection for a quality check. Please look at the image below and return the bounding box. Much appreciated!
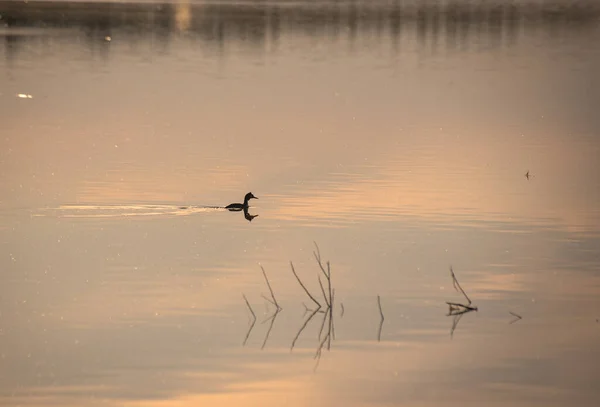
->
[1,1,600,406]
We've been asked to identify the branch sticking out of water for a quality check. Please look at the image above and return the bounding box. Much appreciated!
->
[243,293,256,321]
[318,275,330,308]
[377,295,384,342]
[290,261,321,311]
[450,266,473,306]
[330,288,336,341]
[313,243,335,349]
[313,242,330,282]
[446,266,478,313]
[261,265,282,312]
[242,294,256,346]
[509,311,523,324]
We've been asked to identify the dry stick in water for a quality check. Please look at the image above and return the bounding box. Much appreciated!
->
[313,242,328,280]
[330,288,336,341]
[243,294,256,321]
[313,245,333,303]
[313,242,332,304]
[326,261,334,348]
[290,261,321,310]
[446,266,478,312]
[261,294,276,307]
[313,242,335,349]
[377,295,385,321]
[242,294,257,346]
[318,275,330,308]
[509,311,523,324]
[261,265,282,311]
[313,244,333,335]
[377,295,384,342]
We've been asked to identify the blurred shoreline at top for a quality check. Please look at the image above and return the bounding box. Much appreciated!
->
[2,0,598,36]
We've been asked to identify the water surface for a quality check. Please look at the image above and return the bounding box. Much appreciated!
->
[1,1,600,406]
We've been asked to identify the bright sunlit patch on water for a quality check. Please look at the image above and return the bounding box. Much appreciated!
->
[33,204,223,218]
[17,93,33,99]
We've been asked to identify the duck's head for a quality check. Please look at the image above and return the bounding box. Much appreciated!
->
[245,192,258,202]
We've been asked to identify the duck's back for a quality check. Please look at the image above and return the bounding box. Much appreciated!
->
[226,203,244,210]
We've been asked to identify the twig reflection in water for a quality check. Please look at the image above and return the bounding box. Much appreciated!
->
[259,266,282,349]
[261,308,281,350]
[312,242,335,369]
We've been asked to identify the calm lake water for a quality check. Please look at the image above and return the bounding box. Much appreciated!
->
[1,0,600,406]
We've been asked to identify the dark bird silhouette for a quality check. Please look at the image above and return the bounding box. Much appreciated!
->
[226,192,258,211]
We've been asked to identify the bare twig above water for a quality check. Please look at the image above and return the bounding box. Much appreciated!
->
[261,294,276,307]
[509,311,523,324]
[261,265,282,311]
[313,242,326,275]
[290,261,321,310]
[377,295,385,342]
[242,294,257,346]
[313,242,334,349]
[445,266,477,337]
[450,266,474,307]
[377,295,385,321]
[318,275,330,308]
[243,293,256,321]
[446,266,478,313]
[331,288,336,340]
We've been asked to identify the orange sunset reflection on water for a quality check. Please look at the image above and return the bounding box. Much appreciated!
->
[1,1,600,407]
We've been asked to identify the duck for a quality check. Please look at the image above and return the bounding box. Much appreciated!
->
[226,192,258,211]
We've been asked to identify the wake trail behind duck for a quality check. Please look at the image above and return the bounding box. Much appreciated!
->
[33,204,226,219]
